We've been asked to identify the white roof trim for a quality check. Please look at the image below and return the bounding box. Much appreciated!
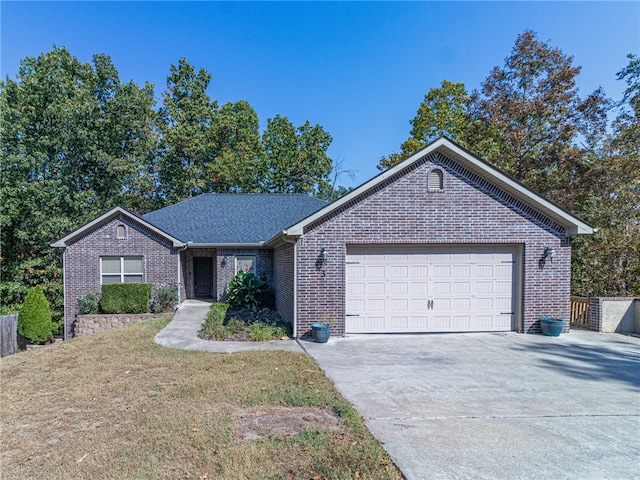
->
[281,137,595,237]
[51,206,186,248]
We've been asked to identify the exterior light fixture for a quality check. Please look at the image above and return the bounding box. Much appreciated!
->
[543,247,556,261]
[320,248,329,265]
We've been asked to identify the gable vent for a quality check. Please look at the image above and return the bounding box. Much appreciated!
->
[428,168,444,191]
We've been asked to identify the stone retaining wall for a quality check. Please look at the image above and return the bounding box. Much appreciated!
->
[74,313,169,337]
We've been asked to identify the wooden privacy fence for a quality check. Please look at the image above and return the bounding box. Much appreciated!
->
[570,296,589,328]
[1,314,19,357]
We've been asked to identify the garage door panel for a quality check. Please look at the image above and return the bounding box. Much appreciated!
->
[389,317,409,329]
[367,282,385,295]
[410,282,429,294]
[367,266,385,278]
[367,299,385,311]
[346,245,517,333]
[390,282,408,294]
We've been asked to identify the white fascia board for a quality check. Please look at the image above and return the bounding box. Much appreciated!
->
[50,206,186,248]
[280,145,439,237]
[282,137,595,237]
[438,141,596,235]
[186,242,265,248]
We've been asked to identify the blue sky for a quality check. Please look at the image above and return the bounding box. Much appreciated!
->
[2,1,638,187]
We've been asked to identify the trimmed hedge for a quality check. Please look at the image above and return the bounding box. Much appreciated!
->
[100,283,152,314]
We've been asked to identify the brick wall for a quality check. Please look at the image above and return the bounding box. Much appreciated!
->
[295,151,571,337]
[273,242,295,323]
[63,215,179,338]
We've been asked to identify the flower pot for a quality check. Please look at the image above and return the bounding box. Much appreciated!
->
[540,317,564,337]
[311,323,331,343]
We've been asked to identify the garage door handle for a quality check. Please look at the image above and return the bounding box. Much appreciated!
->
[346,314,359,317]
[501,312,514,315]
[427,300,434,309]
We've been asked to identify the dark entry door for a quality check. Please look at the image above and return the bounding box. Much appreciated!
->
[193,257,213,298]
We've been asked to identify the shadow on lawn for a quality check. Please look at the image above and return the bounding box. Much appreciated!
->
[511,336,640,390]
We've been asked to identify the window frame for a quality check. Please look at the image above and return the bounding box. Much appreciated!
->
[100,256,144,284]
[235,255,257,275]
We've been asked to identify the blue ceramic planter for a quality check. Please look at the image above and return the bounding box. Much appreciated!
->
[311,323,331,343]
[540,317,564,337]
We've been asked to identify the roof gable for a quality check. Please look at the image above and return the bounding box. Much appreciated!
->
[281,137,595,237]
[51,206,185,248]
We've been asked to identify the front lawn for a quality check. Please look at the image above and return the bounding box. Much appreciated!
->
[0,318,403,479]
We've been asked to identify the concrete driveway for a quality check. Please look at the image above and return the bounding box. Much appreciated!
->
[302,330,640,479]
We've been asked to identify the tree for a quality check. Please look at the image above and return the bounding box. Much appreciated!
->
[208,100,264,192]
[378,80,473,170]
[261,115,333,195]
[571,54,640,296]
[18,286,55,344]
[471,30,609,209]
[157,58,217,203]
[0,46,157,322]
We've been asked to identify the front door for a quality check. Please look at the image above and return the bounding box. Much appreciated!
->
[193,257,213,298]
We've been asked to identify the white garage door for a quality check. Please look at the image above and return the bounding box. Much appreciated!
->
[345,245,517,333]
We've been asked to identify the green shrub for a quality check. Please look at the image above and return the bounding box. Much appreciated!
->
[248,322,289,341]
[77,293,99,315]
[226,271,274,310]
[100,283,151,314]
[151,284,178,313]
[225,317,246,335]
[200,303,231,340]
[18,286,56,344]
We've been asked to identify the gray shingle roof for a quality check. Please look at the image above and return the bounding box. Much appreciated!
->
[142,194,327,244]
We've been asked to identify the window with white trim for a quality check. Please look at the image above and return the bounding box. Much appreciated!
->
[236,255,257,274]
[101,256,143,284]
[116,224,126,239]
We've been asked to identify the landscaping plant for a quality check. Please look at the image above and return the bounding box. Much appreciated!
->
[226,271,274,310]
[77,292,99,315]
[151,284,178,313]
[100,282,152,314]
[18,285,56,344]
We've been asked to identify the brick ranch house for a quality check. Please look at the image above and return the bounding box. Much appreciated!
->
[53,137,595,339]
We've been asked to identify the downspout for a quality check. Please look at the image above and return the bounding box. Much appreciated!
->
[282,237,299,339]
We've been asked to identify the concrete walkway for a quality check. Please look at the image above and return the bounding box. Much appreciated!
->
[154,299,304,353]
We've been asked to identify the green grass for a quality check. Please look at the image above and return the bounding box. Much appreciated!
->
[0,318,403,479]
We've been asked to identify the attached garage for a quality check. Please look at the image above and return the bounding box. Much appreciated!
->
[345,245,519,333]
[283,138,595,337]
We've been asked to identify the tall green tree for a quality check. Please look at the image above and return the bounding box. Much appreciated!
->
[0,46,157,321]
[471,30,609,209]
[208,100,264,192]
[261,115,333,196]
[572,54,640,296]
[157,58,217,203]
[379,80,473,169]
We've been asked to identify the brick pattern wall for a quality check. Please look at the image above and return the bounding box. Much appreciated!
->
[295,151,571,337]
[74,313,168,337]
[273,242,295,323]
[215,249,274,301]
[63,215,179,338]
